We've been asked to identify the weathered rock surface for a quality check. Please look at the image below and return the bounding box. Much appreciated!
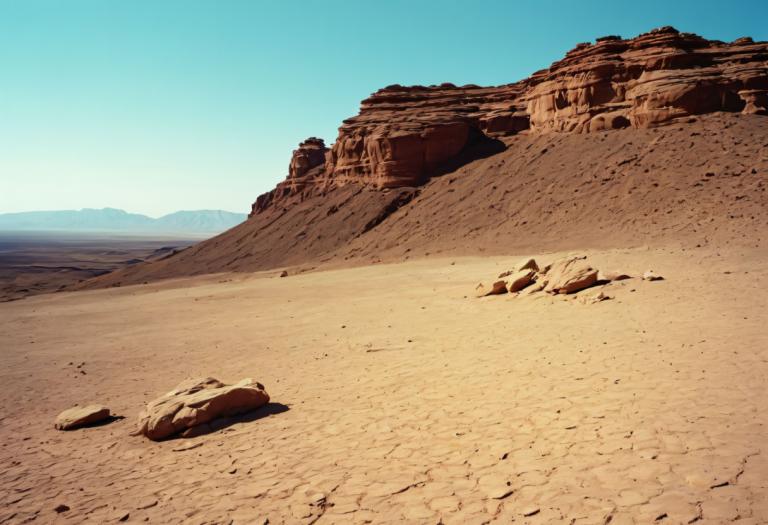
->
[252,138,329,214]
[507,269,536,293]
[543,257,599,294]
[526,27,768,133]
[251,27,767,215]
[481,280,509,296]
[134,377,270,441]
[55,405,111,430]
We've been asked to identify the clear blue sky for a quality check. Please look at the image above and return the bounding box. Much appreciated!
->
[1,0,766,216]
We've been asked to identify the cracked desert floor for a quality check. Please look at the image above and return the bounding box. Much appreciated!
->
[1,246,767,524]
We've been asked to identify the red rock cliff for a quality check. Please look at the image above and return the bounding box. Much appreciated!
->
[251,27,767,216]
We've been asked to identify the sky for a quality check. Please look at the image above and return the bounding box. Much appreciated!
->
[1,0,766,217]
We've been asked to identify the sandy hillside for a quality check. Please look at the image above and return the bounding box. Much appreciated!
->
[2,246,767,524]
[77,113,768,290]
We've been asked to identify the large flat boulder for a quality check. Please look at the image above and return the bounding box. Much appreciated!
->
[543,256,598,294]
[55,405,111,430]
[134,377,270,441]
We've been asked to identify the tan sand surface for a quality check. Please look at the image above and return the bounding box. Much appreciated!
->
[1,247,767,524]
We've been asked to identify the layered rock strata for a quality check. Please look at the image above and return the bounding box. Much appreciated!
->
[251,27,767,215]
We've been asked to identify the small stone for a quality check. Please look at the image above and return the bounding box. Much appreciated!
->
[54,504,70,513]
[280,270,288,278]
[643,270,664,281]
[137,499,158,510]
[579,290,612,304]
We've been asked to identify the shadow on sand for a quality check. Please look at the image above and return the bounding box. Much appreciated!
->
[170,402,291,440]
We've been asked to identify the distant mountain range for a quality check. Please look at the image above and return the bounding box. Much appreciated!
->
[0,208,246,234]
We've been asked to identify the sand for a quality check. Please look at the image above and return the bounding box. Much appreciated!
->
[1,246,767,523]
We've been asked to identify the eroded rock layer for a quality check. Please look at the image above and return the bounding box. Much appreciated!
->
[526,27,768,133]
[251,27,767,215]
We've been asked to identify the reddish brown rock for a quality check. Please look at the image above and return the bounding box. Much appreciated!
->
[133,377,270,441]
[477,280,509,297]
[55,405,111,430]
[507,269,536,293]
[526,27,768,133]
[250,28,767,215]
[251,138,329,215]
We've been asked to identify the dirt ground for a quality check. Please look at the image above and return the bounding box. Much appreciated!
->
[1,246,767,524]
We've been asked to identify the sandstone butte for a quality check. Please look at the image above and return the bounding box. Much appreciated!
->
[252,26,767,214]
[75,25,768,290]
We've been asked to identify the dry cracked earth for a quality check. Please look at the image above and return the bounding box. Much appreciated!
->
[1,247,767,524]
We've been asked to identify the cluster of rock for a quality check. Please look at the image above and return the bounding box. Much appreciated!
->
[55,377,270,441]
[476,255,662,302]
[251,27,767,214]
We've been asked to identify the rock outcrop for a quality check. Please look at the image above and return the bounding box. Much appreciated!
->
[526,26,768,133]
[542,257,599,294]
[252,138,329,213]
[55,405,111,430]
[477,256,636,299]
[251,27,767,216]
[134,377,270,441]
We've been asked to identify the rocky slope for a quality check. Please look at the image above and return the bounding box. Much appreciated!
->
[252,26,767,212]
[79,27,768,289]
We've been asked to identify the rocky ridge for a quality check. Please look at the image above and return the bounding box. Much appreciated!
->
[252,27,767,214]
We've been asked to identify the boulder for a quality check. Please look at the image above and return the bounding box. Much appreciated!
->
[251,29,768,216]
[643,270,664,281]
[134,377,270,441]
[543,256,598,294]
[55,405,111,430]
[507,269,537,293]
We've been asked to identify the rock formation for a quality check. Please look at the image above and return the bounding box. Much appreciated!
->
[478,256,635,299]
[55,405,112,430]
[252,138,329,213]
[251,27,767,216]
[76,28,768,291]
[525,27,768,133]
[133,377,270,441]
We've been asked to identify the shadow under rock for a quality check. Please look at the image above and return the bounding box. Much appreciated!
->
[175,402,291,440]
[430,130,507,180]
[72,415,126,430]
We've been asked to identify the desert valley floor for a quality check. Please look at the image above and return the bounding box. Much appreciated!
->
[1,245,767,524]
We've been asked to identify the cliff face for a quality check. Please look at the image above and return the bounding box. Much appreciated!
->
[251,27,767,216]
[525,27,768,133]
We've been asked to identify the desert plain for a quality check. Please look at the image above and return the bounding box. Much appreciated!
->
[1,245,767,524]
[3,23,768,525]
